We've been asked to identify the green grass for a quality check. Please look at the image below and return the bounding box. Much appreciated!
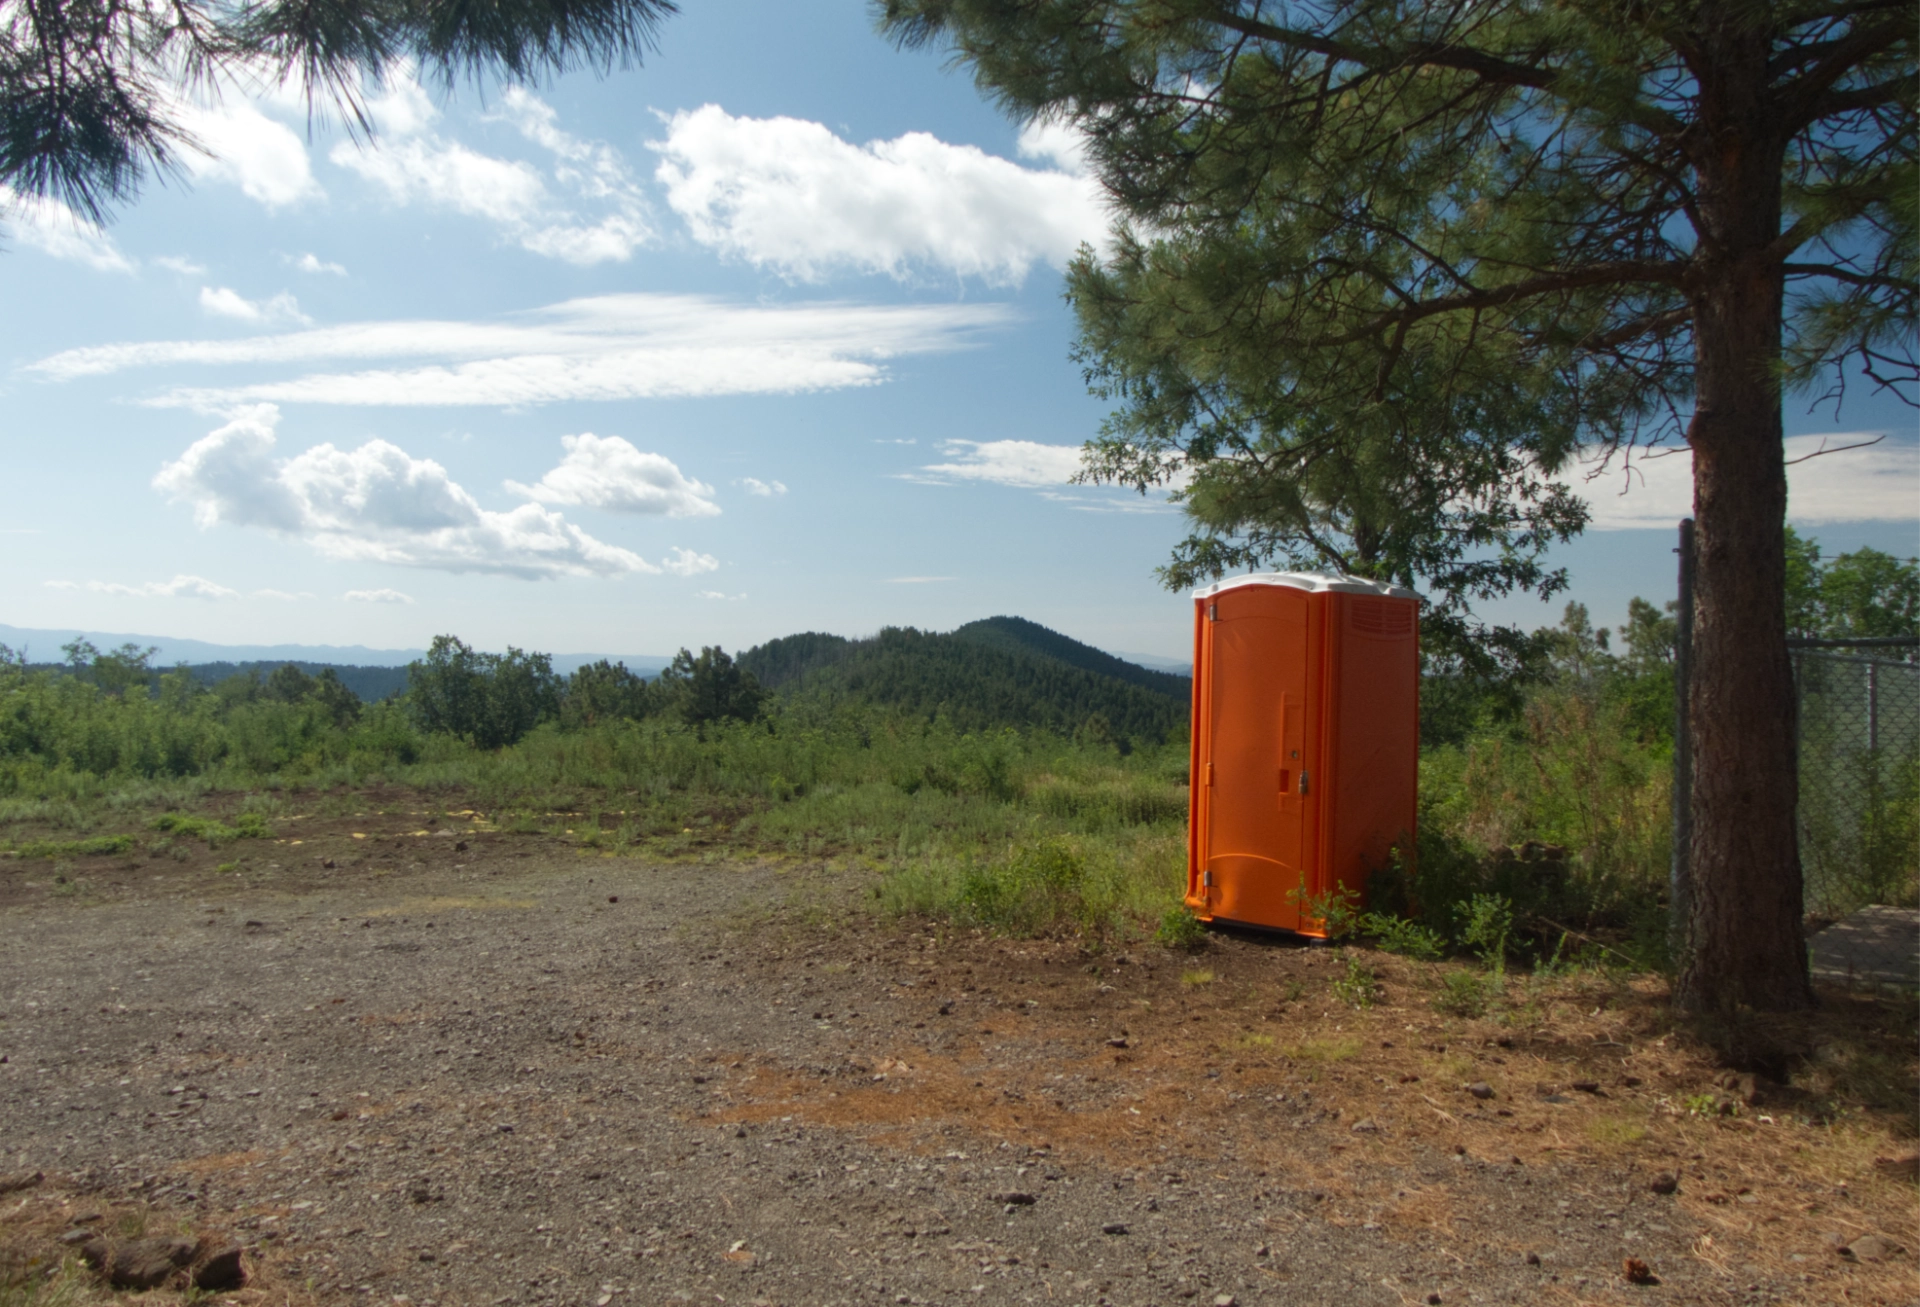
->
[149,810,272,846]
[7,834,134,859]
[0,650,1718,966]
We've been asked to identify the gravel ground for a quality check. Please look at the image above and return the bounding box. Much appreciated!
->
[0,816,1905,1307]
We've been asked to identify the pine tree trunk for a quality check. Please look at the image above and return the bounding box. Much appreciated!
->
[1673,15,1814,1014]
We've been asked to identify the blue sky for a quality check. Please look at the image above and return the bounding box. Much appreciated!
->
[2,1,1914,664]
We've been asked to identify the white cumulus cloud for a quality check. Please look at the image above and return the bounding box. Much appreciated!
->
[155,255,208,275]
[917,439,1086,488]
[331,79,652,265]
[739,477,787,497]
[662,547,720,577]
[1579,434,1920,529]
[200,286,312,325]
[293,253,347,275]
[507,434,719,517]
[0,187,132,271]
[28,293,1014,410]
[344,588,415,604]
[177,98,324,208]
[651,105,1111,285]
[153,405,654,579]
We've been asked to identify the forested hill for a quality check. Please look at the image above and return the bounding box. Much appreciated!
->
[738,621,1189,745]
[950,616,1192,700]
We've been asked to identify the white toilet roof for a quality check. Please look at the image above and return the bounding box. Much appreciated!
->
[1192,571,1421,602]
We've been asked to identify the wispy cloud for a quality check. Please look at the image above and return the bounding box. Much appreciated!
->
[0,187,133,271]
[344,588,415,604]
[662,546,720,577]
[507,434,719,517]
[652,106,1109,285]
[27,293,1015,409]
[292,253,347,276]
[1579,433,1920,529]
[45,574,240,599]
[915,439,1085,488]
[200,286,312,326]
[155,255,208,275]
[332,80,652,266]
[153,405,654,579]
[738,477,787,497]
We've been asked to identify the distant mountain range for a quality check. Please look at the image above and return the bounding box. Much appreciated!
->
[0,623,671,678]
[1,618,1191,735]
[738,616,1190,744]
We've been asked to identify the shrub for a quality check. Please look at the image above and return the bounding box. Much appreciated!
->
[1153,905,1209,952]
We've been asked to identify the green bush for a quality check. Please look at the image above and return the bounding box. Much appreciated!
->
[1153,905,1209,951]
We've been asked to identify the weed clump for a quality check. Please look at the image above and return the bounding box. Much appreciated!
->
[1153,906,1209,952]
[149,810,271,847]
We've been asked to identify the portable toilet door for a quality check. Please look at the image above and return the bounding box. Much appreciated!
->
[1187,572,1420,936]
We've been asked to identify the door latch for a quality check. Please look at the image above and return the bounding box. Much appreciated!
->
[1298,769,1310,796]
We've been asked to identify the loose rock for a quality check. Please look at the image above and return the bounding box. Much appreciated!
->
[1467,1082,1495,1100]
[1649,1172,1679,1195]
[1621,1257,1655,1285]
[1101,1222,1129,1235]
[108,1235,198,1290]
[193,1244,246,1291]
[991,1191,1036,1206]
[1843,1232,1905,1263]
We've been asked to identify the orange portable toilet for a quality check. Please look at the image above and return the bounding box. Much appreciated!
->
[1186,572,1420,936]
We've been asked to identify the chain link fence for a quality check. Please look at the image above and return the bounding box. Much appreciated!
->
[1792,642,1920,917]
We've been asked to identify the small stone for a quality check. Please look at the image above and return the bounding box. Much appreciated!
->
[108,1236,198,1290]
[1427,1295,1442,1305]
[193,1245,246,1291]
[608,895,618,903]
[1621,1257,1655,1285]
[1254,1243,1271,1258]
[454,841,468,852]
[59,1228,97,1244]
[1100,1222,1129,1235]
[1214,1295,1237,1307]
[1350,1117,1381,1133]
[991,1191,1036,1206]
[1649,1172,1679,1195]
[1467,1082,1494,1100]
[1105,1037,1129,1049]
[1524,1252,1541,1266]
[1845,1233,1904,1263]
[1570,1080,1600,1094]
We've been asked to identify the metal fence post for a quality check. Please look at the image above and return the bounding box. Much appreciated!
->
[1671,518,1694,959]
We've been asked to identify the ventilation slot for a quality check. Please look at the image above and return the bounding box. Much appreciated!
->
[1350,598,1413,637]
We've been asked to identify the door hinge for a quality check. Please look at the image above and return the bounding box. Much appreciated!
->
[1202,870,1214,888]
[1208,602,1218,622]
[1205,762,1215,787]
[1298,768,1310,796]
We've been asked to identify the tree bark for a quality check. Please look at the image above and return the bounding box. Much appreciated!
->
[1673,12,1815,1013]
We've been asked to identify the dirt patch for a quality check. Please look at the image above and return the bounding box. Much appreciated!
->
[1,808,1914,1306]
